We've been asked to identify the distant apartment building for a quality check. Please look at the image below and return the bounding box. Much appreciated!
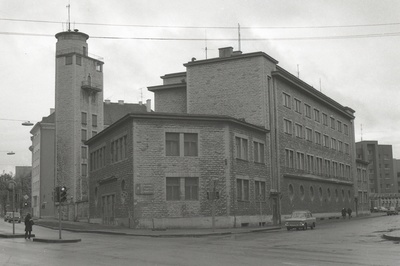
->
[87,46,358,229]
[393,159,400,193]
[355,159,369,213]
[356,141,399,208]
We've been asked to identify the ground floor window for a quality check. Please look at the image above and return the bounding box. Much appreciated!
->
[166,177,199,201]
[237,178,249,201]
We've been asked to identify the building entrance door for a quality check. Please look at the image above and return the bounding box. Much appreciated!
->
[102,194,115,225]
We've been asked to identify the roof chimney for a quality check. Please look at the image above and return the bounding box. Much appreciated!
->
[118,100,124,105]
[146,99,152,112]
[50,108,55,114]
[219,47,233,58]
[105,99,111,104]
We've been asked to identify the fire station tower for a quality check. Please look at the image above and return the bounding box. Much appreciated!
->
[55,29,104,218]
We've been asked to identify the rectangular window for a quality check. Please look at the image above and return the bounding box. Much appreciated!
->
[166,177,180,201]
[325,159,331,176]
[331,138,337,150]
[81,129,87,142]
[305,104,311,118]
[255,181,266,201]
[314,109,320,122]
[330,117,336,130]
[345,143,350,154]
[338,141,343,152]
[306,154,314,173]
[184,133,198,156]
[294,98,301,113]
[66,55,73,65]
[284,119,292,135]
[315,131,321,145]
[81,112,87,125]
[306,128,312,142]
[81,164,87,176]
[92,114,98,127]
[253,141,265,163]
[323,135,329,148]
[316,157,323,174]
[111,135,127,163]
[344,124,349,135]
[236,136,249,160]
[166,133,180,156]
[283,93,291,108]
[322,113,328,126]
[285,149,294,168]
[237,179,249,201]
[185,177,199,200]
[96,62,102,72]
[337,121,342,132]
[296,152,305,170]
[76,55,82,66]
[295,124,303,138]
[81,146,87,159]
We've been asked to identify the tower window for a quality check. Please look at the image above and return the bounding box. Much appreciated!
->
[76,55,82,66]
[66,55,73,65]
[96,62,102,72]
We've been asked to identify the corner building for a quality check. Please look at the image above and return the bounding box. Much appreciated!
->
[149,47,357,220]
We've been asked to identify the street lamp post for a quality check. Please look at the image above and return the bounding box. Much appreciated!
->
[8,180,17,235]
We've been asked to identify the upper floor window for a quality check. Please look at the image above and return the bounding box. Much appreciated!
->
[283,93,291,108]
[92,114,98,127]
[314,109,320,123]
[90,146,106,171]
[330,117,336,130]
[111,135,127,163]
[344,124,349,135]
[285,149,294,168]
[65,55,72,65]
[295,123,303,138]
[323,135,329,148]
[305,104,311,118]
[81,129,87,142]
[306,128,312,142]
[81,112,87,125]
[253,141,265,164]
[76,55,82,66]
[166,132,198,157]
[322,113,328,126]
[95,62,102,72]
[315,131,321,145]
[337,121,342,132]
[294,98,301,113]
[236,136,248,160]
[284,119,292,135]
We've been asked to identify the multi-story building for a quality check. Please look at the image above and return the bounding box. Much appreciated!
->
[30,111,55,218]
[356,141,399,209]
[87,46,357,228]
[355,159,369,214]
[393,159,400,193]
[150,47,357,218]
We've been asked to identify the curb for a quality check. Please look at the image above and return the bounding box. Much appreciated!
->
[0,233,36,239]
[35,224,281,238]
[33,238,81,243]
[382,234,400,241]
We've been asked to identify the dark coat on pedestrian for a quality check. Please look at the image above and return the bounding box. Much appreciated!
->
[341,208,347,218]
[347,208,352,217]
[24,213,34,232]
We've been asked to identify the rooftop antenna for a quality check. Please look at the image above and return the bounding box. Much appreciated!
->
[140,88,143,102]
[319,78,322,92]
[238,23,241,51]
[361,124,363,141]
[205,30,208,59]
[297,64,300,78]
[66,3,71,31]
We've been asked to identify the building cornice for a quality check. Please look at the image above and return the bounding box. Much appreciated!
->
[284,173,354,186]
[147,82,186,92]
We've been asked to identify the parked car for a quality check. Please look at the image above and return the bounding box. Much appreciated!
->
[285,210,316,231]
[378,206,388,212]
[387,207,399,215]
[4,212,21,223]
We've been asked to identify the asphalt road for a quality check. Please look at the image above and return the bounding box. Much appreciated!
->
[0,214,399,266]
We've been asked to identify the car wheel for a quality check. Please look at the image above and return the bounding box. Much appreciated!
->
[287,227,290,231]
[303,223,307,230]
[311,223,315,229]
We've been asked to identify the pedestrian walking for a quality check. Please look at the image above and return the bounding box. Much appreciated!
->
[341,208,347,219]
[347,208,352,219]
[24,213,34,239]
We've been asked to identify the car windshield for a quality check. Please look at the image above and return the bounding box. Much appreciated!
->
[291,212,306,218]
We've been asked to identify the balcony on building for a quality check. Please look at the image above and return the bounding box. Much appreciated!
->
[81,80,102,93]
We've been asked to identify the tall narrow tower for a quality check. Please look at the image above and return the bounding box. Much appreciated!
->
[55,30,104,218]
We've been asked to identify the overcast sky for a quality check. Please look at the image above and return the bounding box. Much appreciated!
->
[1,0,400,175]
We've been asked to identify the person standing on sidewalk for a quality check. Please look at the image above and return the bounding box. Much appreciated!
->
[341,208,347,219]
[347,208,352,219]
[24,213,34,239]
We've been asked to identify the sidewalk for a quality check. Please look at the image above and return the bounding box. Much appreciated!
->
[34,218,281,238]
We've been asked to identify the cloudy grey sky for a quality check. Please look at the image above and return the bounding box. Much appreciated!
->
[1,0,400,174]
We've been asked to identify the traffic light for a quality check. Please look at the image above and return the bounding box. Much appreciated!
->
[54,186,61,202]
[60,186,67,202]
[24,202,28,207]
